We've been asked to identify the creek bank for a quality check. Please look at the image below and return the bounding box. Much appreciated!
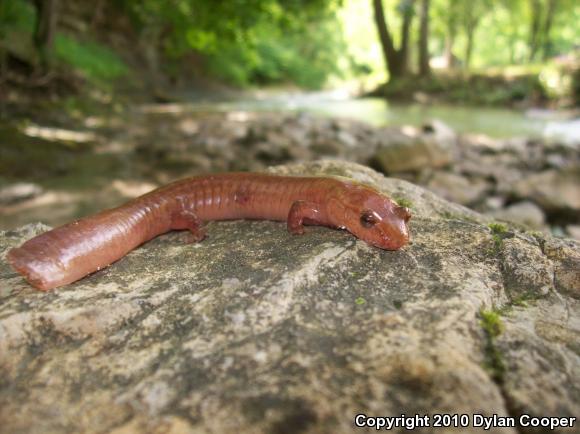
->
[1,161,578,434]
[1,110,578,239]
[367,65,580,109]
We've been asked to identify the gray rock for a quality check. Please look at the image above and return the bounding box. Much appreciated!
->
[567,225,580,241]
[0,161,578,434]
[426,172,489,206]
[499,234,554,300]
[489,201,546,229]
[513,168,580,213]
[542,236,580,299]
[373,124,454,174]
[0,182,43,205]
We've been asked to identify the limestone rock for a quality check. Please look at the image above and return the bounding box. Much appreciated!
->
[542,236,580,299]
[566,225,580,241]
[498,234,554,300]
[372,122,455,174]
[488,201,546,230]
[426,172,489,206]
[0,182,43,205]
[0,161,578,434]
[513,168,580,214]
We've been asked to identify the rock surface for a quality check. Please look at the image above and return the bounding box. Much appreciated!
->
[372,121,455,174]
[1,162,579,434]
[489,201,547,230]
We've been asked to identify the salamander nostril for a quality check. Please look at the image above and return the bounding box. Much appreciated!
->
[394,206,411,222]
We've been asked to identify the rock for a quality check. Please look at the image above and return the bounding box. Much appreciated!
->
[422,119,458,152]
[489,201,546,229]
[541,236,580,299]
[1,161,579,434]
[513,168,580,214]
[566,225,580,241]
[426,172,489,206]
[0,182,43,205]
[498,234,554,300]
[136,112,388,176]
[483,196,507,211]
[373,123,454,174]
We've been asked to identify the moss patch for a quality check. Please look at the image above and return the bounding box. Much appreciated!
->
[393,195,414,209]
[480,309,506,383]
[488,222,510,252]
[355,297,366,305]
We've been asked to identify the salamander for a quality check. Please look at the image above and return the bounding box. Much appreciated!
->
[7,173,411,291]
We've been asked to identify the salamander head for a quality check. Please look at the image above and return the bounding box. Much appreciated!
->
[330,182,411,250]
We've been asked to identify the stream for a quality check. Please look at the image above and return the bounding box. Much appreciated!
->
[182,89,580,143]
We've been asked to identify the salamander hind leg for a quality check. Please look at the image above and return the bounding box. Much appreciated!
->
[171,209,207,243]
[287,200,323,235]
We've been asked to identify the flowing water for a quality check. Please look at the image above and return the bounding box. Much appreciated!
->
[186,89,579,144]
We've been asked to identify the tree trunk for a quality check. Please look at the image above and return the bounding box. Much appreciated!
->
[528,0,542,61]
[541,0,557,60]
[372,0,415,80]
[418,0,430,76]
[464,28,474,69]
[444,3,457,70]
[444,30,455,68]
[399,0,416,72]
[0,0,5,80]
[33,0,59,72]
[372,0,401,79]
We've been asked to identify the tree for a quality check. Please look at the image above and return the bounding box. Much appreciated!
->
[418,0,430,76]
[32,0,59,72]
[438,0,461,69]
[528,0,542,61]
[541,0,558,60]
[460,0,490,69]
[372,0,416,80]
[527,0,560,61]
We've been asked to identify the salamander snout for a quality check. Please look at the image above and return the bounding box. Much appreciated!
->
[355,206,410,250]
[334,186,412,250]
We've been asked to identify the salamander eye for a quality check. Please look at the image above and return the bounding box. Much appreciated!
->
[360,210,379,228]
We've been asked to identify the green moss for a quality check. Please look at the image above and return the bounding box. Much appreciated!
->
[488,222,509,251]
[480,310,504,337]
[497,293,540,315]
[488,222,508,234]
[479,309,506,383]
[355,297,366,305]
[394,196,413,209]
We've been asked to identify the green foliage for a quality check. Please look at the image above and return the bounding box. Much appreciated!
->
[54,35,129,82]
[119,0,346,88]
[0,0,35,33]
[0,0,128,84]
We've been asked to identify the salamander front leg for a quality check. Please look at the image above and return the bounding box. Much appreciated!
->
[287,200,324,235]
[171,209,207,243]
